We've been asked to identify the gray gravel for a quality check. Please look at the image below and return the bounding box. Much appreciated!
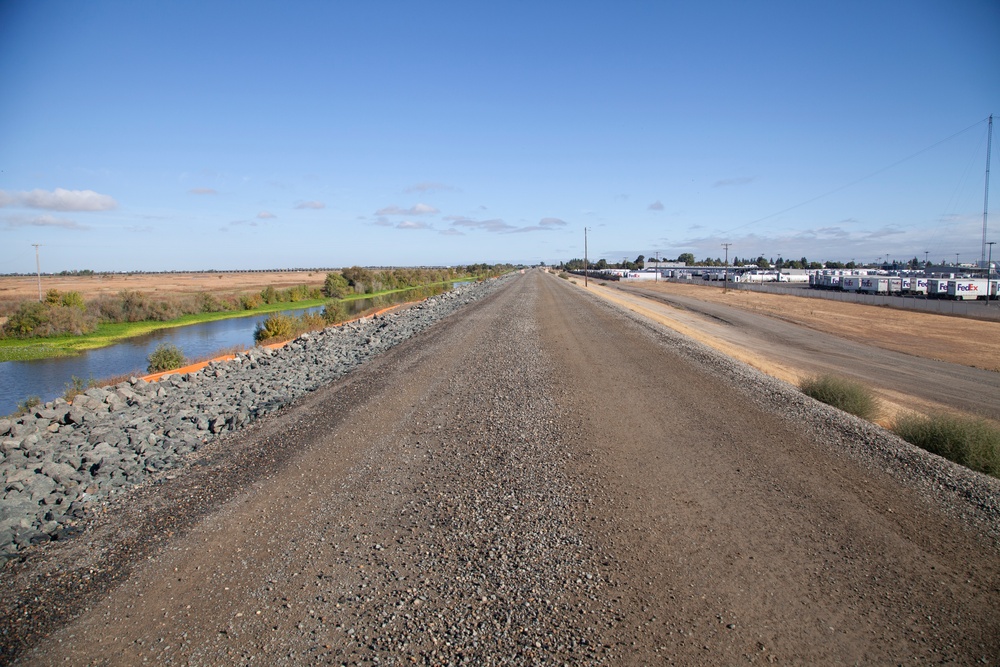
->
[0,278,513,561]
[585,288,1000,548]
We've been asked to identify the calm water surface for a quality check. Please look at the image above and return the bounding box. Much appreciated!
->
[1,285,454,416]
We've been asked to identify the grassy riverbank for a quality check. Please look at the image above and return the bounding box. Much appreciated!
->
[0,282,459,362]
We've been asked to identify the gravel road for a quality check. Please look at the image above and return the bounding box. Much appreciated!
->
[612,282,1000,420]
[6,270,1000,665]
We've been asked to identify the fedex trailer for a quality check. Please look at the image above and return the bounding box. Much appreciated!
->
[859,277,901,295]
[906,278,928,295]
[840,276,861,292]
[927,279,951,299]
[948,279,987,300]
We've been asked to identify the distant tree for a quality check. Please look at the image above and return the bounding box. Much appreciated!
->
[677,253,695,265]
[635,255,645,269]
[595,258,608,270]
[756,256,770,269]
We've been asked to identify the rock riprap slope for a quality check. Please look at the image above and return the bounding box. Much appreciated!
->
[0,278,512,560]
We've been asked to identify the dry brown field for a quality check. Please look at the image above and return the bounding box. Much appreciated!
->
[0,271,328,307]
[621,280,999,372]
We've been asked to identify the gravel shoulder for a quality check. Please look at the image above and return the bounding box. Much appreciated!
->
[5,270,1000,665]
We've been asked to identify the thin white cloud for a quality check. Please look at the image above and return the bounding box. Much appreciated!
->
[376,203,440,216]
[449,216,565,234]
[3,213,89,230]
[449,217,517,233]
[189,187,217,195]
[397,220,433,230]
[648,200,664,211]
[439,228,464,236]
[257,211,276,219]
[0,188,117,211]
[295,200,325,210]
[405,182,457,194]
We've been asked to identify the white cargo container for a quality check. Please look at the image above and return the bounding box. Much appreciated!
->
[840,276,861,292]
[906,278,928,295]
[927,279,951,298]
[948,279,988,300]
[859,277,890,294]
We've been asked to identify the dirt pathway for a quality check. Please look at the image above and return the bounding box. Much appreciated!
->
[11,270,1000,665]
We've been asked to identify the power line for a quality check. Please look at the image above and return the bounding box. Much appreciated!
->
[723,116,991,236]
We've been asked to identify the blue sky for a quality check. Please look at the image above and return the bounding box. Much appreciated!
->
[1,1,998,272]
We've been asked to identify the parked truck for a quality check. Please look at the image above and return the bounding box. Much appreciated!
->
[948,279,988,300]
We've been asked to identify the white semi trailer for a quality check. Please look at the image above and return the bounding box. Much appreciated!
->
[948,279,989,300]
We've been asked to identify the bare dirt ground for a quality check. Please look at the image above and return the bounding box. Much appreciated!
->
[6,270,999,665]
[0,271,328,306]
[575,279,1000,424]
[608,279,1000,371]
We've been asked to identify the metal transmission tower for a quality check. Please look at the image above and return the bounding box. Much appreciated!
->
[984,114,993,267]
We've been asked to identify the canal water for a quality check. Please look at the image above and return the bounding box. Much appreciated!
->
[1,284,454,416]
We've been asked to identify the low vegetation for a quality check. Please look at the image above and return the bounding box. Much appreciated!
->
[146,343,187,373]
[13,396,41,417]
[0,266,513,363]
[892,413,1000,478]
[63,375,98,402]
[799,374,881,421]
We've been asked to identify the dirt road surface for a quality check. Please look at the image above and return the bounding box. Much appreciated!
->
[598,281,1000,422]
[7,270,1000,665]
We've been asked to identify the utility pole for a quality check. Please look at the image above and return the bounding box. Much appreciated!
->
[32,243,42,301]
[721,242,732,294]
[584,227,590,287]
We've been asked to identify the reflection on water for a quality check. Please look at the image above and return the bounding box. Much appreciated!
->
[0,283,454,416]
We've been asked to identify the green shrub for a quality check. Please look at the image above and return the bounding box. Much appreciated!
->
[323,273,350,298]
[892,413,1000,478]
[260,285,278,304]
[3,301,49,337]
[61,290,85,310]
[240,293,262,310]
[254,314,295,342]
[799,374,881,421]
[147,343,186,373]
[322,301,348,324]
